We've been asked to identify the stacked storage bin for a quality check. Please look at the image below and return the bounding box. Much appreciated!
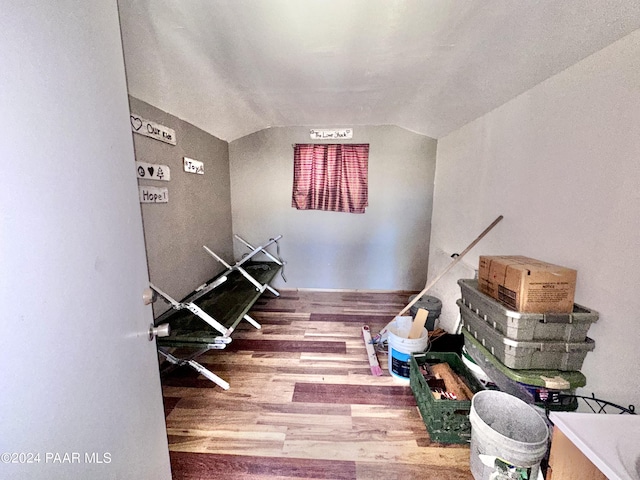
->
[457,279,598,410]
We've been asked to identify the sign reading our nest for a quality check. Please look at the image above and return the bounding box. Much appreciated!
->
[139,186,168,204]
[136,161,170,181]
[310,128,353,140]
[130,113,177,145]
[183,157,204,175]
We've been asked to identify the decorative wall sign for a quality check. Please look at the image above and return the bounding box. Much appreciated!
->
[310,128,353,140]
[183,157,204,175]
[139,186,168,204]
[135,161,170,181]
[130,113,177,145]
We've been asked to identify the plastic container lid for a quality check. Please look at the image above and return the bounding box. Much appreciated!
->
[409,295,442,318]
[463,329,587,389]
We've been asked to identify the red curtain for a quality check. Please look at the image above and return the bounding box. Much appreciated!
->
[292,144,369,214]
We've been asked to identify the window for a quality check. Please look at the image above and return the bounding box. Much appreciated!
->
[291,143,369,214]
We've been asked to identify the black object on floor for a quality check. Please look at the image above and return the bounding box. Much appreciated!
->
[429,333,464,354]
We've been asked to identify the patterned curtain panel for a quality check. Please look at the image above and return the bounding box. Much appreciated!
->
[292,143,369,214]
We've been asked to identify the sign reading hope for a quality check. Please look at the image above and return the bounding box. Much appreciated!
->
[138,186,168,204]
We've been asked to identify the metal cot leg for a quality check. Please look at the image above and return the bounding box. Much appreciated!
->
[242,314,261,330]
[158,349,230,390]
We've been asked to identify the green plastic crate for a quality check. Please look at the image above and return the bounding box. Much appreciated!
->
[410,352,485,444]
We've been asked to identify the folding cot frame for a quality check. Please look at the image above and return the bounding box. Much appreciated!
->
[150,278,232,337]
[150,278,235,390]
[150,234,285,390]
[203,234,283,298]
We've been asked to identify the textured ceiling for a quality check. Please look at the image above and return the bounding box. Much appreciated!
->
[118,1,640,142]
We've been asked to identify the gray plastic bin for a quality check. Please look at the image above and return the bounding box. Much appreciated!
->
[457,299,595,371]
[408,294,442,330]
[458,279,598,342]
[463,332,584,410]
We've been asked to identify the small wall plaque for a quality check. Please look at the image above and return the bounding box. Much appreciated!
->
[310,128,353,140]
[136,161,170,181]
[183,157,204,175]
[139,186,168,204]
[130,113,177,145]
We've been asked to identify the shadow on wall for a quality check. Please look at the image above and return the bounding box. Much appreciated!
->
[426,247,477,332]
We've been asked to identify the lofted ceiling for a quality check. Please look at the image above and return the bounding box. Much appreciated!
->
[118,1,640,142]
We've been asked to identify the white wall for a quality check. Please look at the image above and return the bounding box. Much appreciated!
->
[0,1,171,478]
[229,126,437,290]
[430,29,640,408]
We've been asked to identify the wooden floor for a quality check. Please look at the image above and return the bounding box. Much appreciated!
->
[161,290,474,480]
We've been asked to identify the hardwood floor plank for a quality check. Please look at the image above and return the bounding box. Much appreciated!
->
[350,404,420,419]
[282,424,424,443]
[162,370,222,389]
[356,461,474,480]
[250,312,311,323]
[163,396,181,417]
[167,426,287,439]
[255,309,301,315]
[163,372,295,401]
[350,414,427,435]
[170,451,358,480]
[257,412,354,429]
[173,398,351,416]
[271,373,403,386]
[225,339,347,354]
[233,326,309,338]
[161,290,473,479]
[292,383,416,406]
[205,351,301,364]
[187,361,370,377]
[309,313,393,323]
[281,439,470,465]
[167,435,286,456]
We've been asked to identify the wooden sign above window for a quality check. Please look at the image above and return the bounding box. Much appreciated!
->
[309,128,353,140]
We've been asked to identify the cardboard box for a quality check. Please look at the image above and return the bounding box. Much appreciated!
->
[478,256,577,313]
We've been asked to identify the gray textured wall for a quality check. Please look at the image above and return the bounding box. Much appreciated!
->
[129,97,233,315]
[229,125,437,290]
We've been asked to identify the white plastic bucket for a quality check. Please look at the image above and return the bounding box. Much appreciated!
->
[387,316,429,382]
[469,390,549,480]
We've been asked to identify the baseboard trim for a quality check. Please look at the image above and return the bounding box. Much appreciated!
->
[279,287,420,295]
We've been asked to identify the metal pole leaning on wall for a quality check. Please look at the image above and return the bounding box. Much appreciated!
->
[397,215,504,317]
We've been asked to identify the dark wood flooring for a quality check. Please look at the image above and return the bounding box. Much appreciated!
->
[161,290,474,480]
